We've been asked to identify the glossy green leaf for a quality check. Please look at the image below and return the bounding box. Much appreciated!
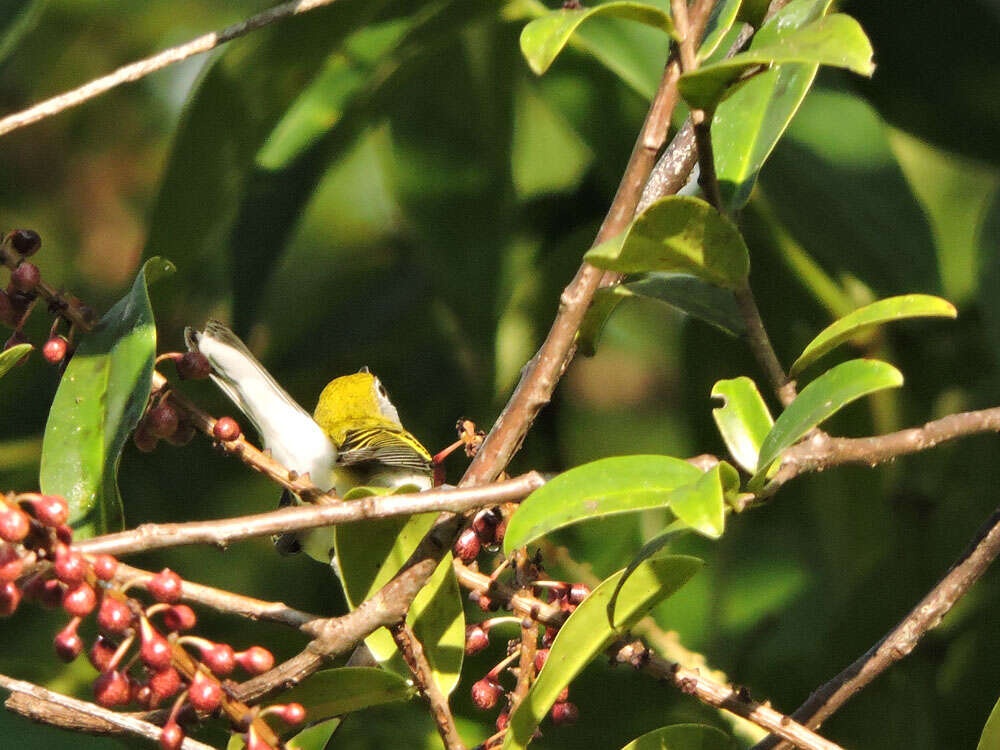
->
[697,0,742,63]
[606,520,686,625]
[288,719,342,750]
[520,2,675,76]
[789,294,957,376]
[584,197,750,288]
[753,359,904,482]
[40,258,173,538]
[335,511,464,696]
[277,667,416,722]
[0,0,45,64]
[671,465,725,538]
[621,723,733,750]
[0,344,32,378]
[977,694,1000,750]
[711,376,773,473]
[712,0,834,211]
[503,556,702,749]
[679,14,874,110]
[503,455,703,555]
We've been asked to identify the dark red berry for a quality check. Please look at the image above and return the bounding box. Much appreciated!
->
[97,596,133,634]
[148,568,183,603]
[472,508,501,544]
[0,580,21,616]
[159,721,184,750]
[148,667,182,704]
[54,524,73,545]
[11,262,40,292]
[177,351,211,380]
[146,403,179,439]
[133,424,159,453]
[54,549,87,584]
[477,594,499,612]
[465,624,490,655]
[162,604,196,632]
[0,507,30,542]
[281,702,306,724]
[187,672,222,712]
[236,646,274,675]
[212,416,240,441]
[133,683,153,708]
[140,631,173,671]
[8,229,41,257]
[93,670,131,707]
[89,637,117,672]
[54,621,83,662]
[454,528,481,563]
[42,336,68,364]
[471,678,503,710]
[164,421,195,447]
[37,578,64,609]
[0,545,22,582]
[534,648,549,673]
[62,581,96,616]
[202,642,235,675]
[568,584,590,605]
[92,554,119,581]
[551,701,579,726]
[542,627,558,648]
[29,494,69,527]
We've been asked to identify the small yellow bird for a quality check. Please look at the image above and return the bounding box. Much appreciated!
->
[185,321,433,560]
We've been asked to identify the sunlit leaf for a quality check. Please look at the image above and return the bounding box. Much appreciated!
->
[789,294,957,376]
[977,694,1000,750]
[0,344,31,378]
[503,556,702,749]
[711,376,773,473]
[520,2,676,76]
[276,667,416,723]
[607,520,686,625]
[679,14,874,110]
[697,0,742,62]
[287,719,342,750]
[585,197,750,288]
[670,465,725,538]
[753,359,904,483]
[40,258,174,538]
[621,723,733,750]
[503,455,703,554]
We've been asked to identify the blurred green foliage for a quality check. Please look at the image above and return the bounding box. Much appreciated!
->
[0,0,999,748]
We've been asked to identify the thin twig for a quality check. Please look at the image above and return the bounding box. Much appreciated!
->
[508,550,539,712]
[734,282,796,406]
[614,642,844,750]
[0,674,214,749]
[752,501,1000,750]
[452,561,565,627]
[0,0,345,138]
[391,623,465,750]
[72,472,544,558]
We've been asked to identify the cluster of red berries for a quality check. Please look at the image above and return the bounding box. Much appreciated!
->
[454,507,506,565]
[0,490,302,749]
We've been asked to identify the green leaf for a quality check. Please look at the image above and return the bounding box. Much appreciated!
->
[335,512,464,696]
[287,719,342,750]
[277,667,416,722]
[39,258,173,538]
[0,344,32,378]
[606,520,686,625]
[519,2,676,76]
[584,197,750,288]
[679,14,874,110]
[670,465,725,538]
[503,455,703,555]
[621,723,733,750]
[977,694,1000,750]
[789,294,957,376]
[753,359,904,482]
[712,0,835,211]
[711,376,773,473]
[503,556,702,750]
[697,0,742,63]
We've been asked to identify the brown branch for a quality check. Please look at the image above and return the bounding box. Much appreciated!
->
[751,500,1000,750]
[391,623,465,750]
[614,642,844,750]
[508,549,539,712]
[0,0,346,139]
[452,561,566,627]
[72,472,544,558]
[0,674,214,749]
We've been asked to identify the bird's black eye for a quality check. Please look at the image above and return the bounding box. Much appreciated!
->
[378,384,388,398]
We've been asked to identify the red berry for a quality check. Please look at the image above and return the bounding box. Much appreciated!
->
[133,683,153,708]
[281,702,306,724]
[0,580,21,615]
[465,624,490,655]
[162,604,196,632]
[472,508,501,544]
[164,421,195,447]
[11,262,40,292]
[494,518,507,546]
[54,621,83,662]
[236,646,274,675]
[159,721,184,750]
[187,672,222,712]
[477,594,499,612]
[551,701,579,726]
[148,568,183,603]
[148,667,182,704]
[54,524,74,545]
[454,528,481,563]
[89,637,117,672]
[36,578,64,609]
[92,554,119,581]
[556,686,569,703]
[140,631,173,671]
[93,670,131,707]
[568,584,590,605]
[133,424,159,453]
[42,336,68,364]
[202,642,235,675]
[62,581,96,616]
[0,507,30,542]
[542,627,558,648]
[534,648,550,672]
[471,678,503,710]
[8,229,41,257]
[212,416,240,441]
[54,549,87,584]
[177,351,211,380]
[0,545,23,582]
[146,403,179,439]
[29,494,69,527]
[97,596,133,634]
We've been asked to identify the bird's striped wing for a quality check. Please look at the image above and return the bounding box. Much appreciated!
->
[337,426,432,472]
